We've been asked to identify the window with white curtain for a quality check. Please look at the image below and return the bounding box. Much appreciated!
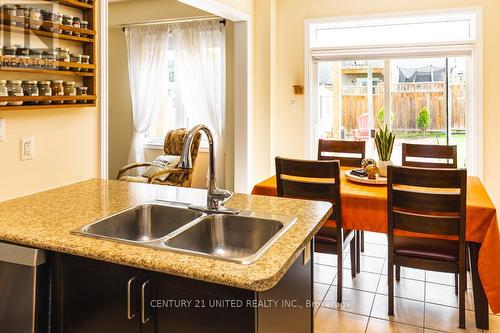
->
[125,18,226,184]
[146,20,225,148]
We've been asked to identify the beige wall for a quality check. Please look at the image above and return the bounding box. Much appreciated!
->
[109,0,210,26]
[0,6,100,201]
[108,0,235,190]
[108,27,132,180]
[251,0,277,184]
[265,0,500,208]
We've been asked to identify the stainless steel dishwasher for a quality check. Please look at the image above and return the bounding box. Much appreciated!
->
[0,241,49,333]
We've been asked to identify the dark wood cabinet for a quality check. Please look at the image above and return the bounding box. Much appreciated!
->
[52,254,141,333]
[143,270,255,333]
[52,241,313,333]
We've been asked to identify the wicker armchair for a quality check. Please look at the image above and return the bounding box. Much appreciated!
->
[117,128,202,187]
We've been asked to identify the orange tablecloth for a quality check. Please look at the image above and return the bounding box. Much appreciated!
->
[252,169,500,313]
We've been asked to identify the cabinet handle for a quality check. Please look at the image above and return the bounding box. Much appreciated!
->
[127,276,136,320]
[141,279,151,324]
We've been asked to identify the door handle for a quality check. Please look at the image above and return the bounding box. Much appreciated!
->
[127,276,136,320]
[141,279,151,324]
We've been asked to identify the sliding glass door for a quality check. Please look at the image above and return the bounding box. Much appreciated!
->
[312,56,468,167]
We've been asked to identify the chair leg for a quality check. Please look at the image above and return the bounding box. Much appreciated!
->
[361,231,365,252]
[350,237,356,278]
[355,231,361,273]
[388,258,394,316]
[459,271,466,328]
[337,241,343,304]
[458,272,467,328]
[455,273,459,295]
[395,265,401,282]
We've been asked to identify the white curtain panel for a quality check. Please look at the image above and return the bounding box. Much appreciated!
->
[173,20,226,187]
[125,25,171,168]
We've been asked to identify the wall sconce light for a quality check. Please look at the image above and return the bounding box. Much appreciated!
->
[293,85,304,95]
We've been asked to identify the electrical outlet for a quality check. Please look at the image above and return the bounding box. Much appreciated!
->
[21,137,35,161]
[0,119,4,142]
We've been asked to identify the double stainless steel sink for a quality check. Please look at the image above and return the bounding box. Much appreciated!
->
[73,203,296,264]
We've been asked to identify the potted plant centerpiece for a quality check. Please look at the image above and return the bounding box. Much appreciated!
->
[375,125,395,177]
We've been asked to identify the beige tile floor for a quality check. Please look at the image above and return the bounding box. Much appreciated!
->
[313,232,500,333]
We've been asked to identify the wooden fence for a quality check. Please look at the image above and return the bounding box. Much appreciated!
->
[341,82,466,132]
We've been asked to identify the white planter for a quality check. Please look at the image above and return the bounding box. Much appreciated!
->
[377,160,393,177]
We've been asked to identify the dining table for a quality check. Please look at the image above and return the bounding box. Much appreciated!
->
[251,166,500,330]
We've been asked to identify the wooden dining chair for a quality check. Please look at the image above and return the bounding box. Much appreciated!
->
[387,166,467,328]
[318,139,366,166]
[401,142,464,290]
[275,157,357,303]
[318,139,365,271]
[402,143,457,168]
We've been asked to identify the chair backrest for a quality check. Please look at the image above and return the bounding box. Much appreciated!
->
[358,113,369,129]
[387,166,466,239]
[275,157,341,222]
[318,139,366,167]
[402,143,457,168]
[163,128,202,186]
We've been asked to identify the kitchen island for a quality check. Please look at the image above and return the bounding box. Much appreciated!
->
[0,179,332,333]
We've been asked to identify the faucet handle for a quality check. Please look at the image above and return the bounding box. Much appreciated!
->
[212,188,233,202]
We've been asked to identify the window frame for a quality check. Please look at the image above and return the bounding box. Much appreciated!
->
[304,7,483,178]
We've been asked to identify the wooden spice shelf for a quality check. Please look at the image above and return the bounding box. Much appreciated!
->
[0,0,97,112]
[0,95,96,102]
[0,23,94,43]
[1,15,96,36]
[0,56,96,76]
[0,103,96,111]
[0,66,94,76]
[43,0,94,10]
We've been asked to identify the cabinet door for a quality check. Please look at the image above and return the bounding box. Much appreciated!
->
[57,255,141,333]
[142,271,255,333]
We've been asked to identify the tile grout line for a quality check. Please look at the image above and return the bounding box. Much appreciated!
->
[365,268,384,333]
[423,270,427,330]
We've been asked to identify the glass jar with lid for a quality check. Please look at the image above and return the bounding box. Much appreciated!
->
[29,8,42,29]
[3,45,16,57]
[2,46,16,67]
[2,5,18,26]
[80,20,89,37]
[76,86,88,104]
[81,55,90,71]
[54,12,63,33]
[63,81,77,104]
[0,80,8,106]
[6,80,24,106]
[72,17,81,36]
[62,15,73,35]
[51,80,64,104]
[22,80,38,105]
[56,47,70,70]
[70,54,82,71]
[15,46,29,57]
[15,46,30,68]
[41,9,56,32]
[42,50,57,69]
[16,5,30,28]
[29,49,43,68]
[38,81,52,105]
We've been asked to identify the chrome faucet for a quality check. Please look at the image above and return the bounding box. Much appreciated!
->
[178,125,237,213]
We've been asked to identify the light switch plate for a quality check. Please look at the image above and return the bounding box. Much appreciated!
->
[21,137,35,161]
[0,119,4,142]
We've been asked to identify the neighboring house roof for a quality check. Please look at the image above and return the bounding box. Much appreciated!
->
[398,65,445,83]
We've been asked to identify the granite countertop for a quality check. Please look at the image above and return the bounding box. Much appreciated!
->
[0,179,332,291]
